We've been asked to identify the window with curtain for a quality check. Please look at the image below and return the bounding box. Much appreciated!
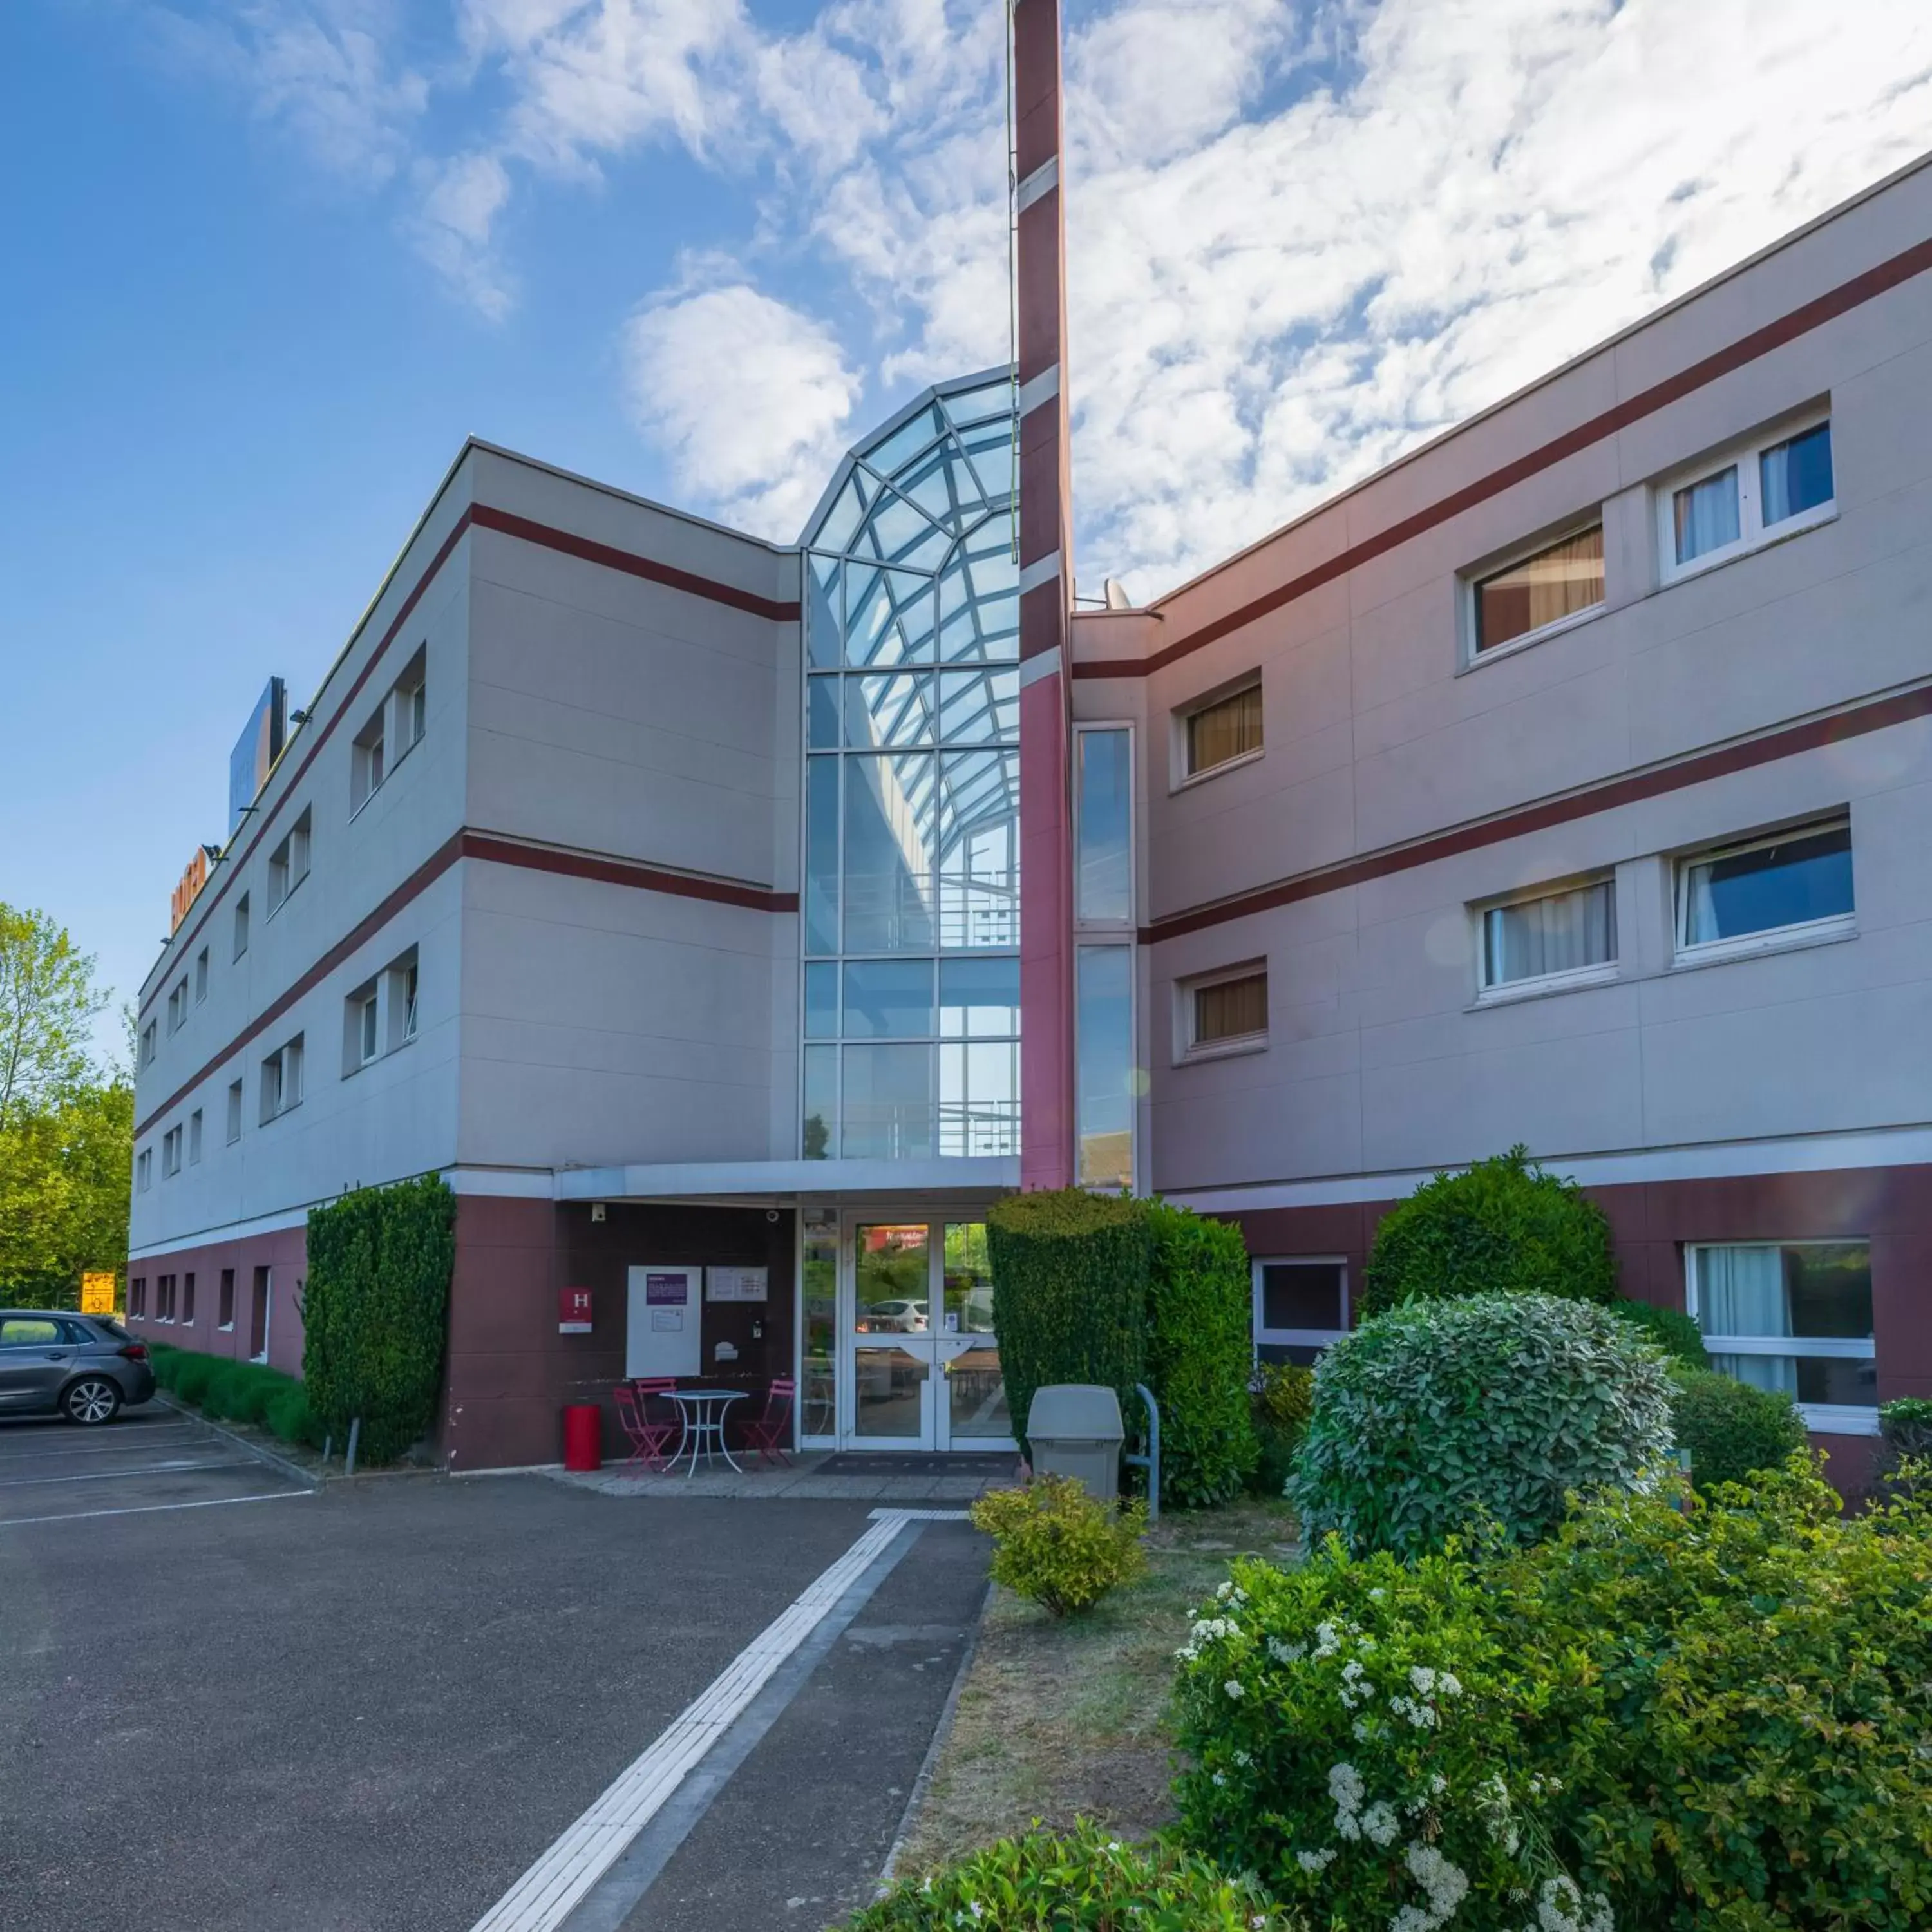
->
[1677,819,1853,953]
[1473,524,1605,652]
[1188,967,1267,1052]
[1661,417,1834,579]
[1184,683,1262,778]
[1690,1242,1876,1424]
[1480,878,1616,992]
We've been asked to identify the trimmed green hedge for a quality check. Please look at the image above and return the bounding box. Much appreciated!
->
[1605,1295,1709,1369]
[1670,1367,1808,1492]
[150,1343,319,1448]
[1142,1200,1258,1507]
[1359,1144,1617,1318]
[988,1189,1150,1459]
[304,1173,455,1464]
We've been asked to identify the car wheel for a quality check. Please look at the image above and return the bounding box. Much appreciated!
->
[63,1378,122,1426]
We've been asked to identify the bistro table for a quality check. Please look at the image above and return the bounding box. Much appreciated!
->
[664,1388,748,1477]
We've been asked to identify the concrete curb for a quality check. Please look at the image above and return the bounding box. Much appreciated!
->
[153,1395,318,1492]
[875,1574,997,1895]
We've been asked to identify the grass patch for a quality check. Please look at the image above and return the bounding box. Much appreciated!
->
[898,1496,1299,1873]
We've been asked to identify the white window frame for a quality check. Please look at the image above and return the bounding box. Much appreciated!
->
[1253,1255,1350,1353]
[1175,960,1269,1064]
[1685,1241,1878,1435]
[233,893,250,960]
[1671,815,1854,968]
[136,1148,151,1193]
[194,947,209,1004]
[1171,674,1264,791]
[225,1079,243,1144]
[267,810,311,916]
[350,705,387,815]
[139,1021,156,1068]
[1473,872,1618,1003]
[1656,410,1835,585]
[188,1109,203,1165]
[161,1127,182,1177]
[260,1034,304,1123]
[167,980,187,1033]
[1463,516,1606,668]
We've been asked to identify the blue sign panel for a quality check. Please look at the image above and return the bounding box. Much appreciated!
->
[227,677,287,835]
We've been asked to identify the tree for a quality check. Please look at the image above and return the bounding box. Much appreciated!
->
[0,905,104,1130]
[0,905,128,1307]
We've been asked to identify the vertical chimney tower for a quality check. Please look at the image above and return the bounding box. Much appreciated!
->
[1012,0,1075,1191]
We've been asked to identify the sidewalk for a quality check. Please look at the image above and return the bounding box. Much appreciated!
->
[548,1450,1018,1504]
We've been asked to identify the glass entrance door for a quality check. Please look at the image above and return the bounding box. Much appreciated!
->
[842,1216,1012,1451]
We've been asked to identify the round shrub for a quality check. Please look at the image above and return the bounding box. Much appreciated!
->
[843,1822,1299,1930]
[1669,1367,1807,1492]
[1292,1293,1674,1554]
[969,1475,1147,1618]
[1605,1296,1709,1369]
[987,1189,1150,1459]
[1142,1200,1258,1508]
[1359,1144,1616,1318]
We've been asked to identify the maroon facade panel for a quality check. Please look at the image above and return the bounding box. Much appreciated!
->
[440,1195,798,1471]
[1221,1162,1932,1494]
[124,1224,309,1378]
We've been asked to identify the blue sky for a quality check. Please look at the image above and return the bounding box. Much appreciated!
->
[3,0,1929,1058]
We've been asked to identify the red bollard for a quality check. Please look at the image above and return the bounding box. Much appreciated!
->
[563,1402,603,1472]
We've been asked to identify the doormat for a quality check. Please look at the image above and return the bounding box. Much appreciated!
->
[813,1452,1019,1477]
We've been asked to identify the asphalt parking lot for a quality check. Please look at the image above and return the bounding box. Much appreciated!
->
[0,1402,311,1528]
[0,1426,985,1932]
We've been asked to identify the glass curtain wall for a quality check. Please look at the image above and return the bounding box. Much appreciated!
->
[800,375,1021,1160]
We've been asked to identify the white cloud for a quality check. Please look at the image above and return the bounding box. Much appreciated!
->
[409,152,516,320]
[620,281,862,537]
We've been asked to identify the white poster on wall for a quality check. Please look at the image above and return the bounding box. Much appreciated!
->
[706,1266,769,1303]
[627,1265,702,1378]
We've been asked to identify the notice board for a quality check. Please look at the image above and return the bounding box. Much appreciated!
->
[626,1265,702,1379]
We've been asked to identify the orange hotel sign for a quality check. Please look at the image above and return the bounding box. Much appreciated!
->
[169,848,209,935]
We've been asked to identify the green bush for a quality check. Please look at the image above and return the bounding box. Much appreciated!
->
[987,1189,1150,1459]
[304,1173,455,1464]
[842,1822,1300,1930]
[1249,1361,1314,1497]
[1141,1201,1258,1508]
[1172,1541,1603,1929]
[1292,1292,1674,1555]
[1177,1464,1932,1932]
[1359,1144,1616,1318]
[1880,1396,1932,1459]
[1604,1295,1709,1368]
[969,1475,1148,1618]
[1669,1366,1807,1491]
[149,1345,318,1448]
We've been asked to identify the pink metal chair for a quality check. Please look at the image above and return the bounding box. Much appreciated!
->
[743,1377,796,1468]
[614,1378,681,1471]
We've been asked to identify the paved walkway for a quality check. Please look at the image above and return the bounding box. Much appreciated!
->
[547,1450,1014,1504]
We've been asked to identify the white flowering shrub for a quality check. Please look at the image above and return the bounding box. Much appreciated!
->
[1291,1291,1674,1555]
[1171,1544,1611,1932]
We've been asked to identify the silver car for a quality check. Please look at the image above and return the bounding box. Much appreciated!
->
[0,1311,156,1425]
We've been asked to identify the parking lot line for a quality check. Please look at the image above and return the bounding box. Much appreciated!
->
[0,1457,259,1490]
[469,1509,952,1932]
[0,1488,313,1529]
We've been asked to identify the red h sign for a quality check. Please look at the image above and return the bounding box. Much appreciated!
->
[558,1287,592,1334]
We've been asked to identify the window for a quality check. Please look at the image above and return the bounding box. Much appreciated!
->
[234,891,251,959]
[129,1277,147,1318]
[1180,963,1268,1058]
[218,1268,236,1331]
[188,1109,203,1165]
[136,1148,152,1192]
[1181,681,1262,781]
[1478,876,1616,996]
[408,676,426,746]
[1074,726,1133,925]
[260,1034,304,1123]
[1688,1241,1877,1432]
[162,1126,182,1177]
[397,651,428,753]
[167,979,187,1033]
[401,960,419,1041]
[351,704,386,811]
[1075,945,1133,1189]
[1660,415,1834,579]
[194,947,209,1003]
[1254,1258,1349,1362]
[0,1315,65,1347]
[267,810,311,913]
[1675,817,1853,960]
[156,1274,175,1322]
[226,1079,243,1144]
[348,986,379,1069]
[1472,524,1605,655]
[181,1272,196,1325]
[138,1021,156,1069]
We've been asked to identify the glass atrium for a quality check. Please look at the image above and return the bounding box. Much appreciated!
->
[799,372,1021,1162]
